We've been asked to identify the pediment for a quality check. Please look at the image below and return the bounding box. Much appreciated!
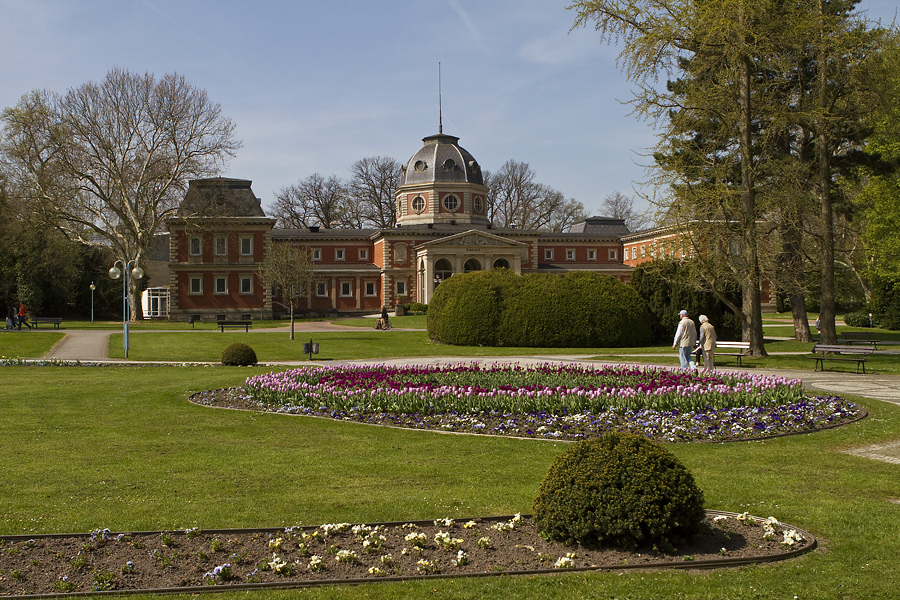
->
[419,230,527,250]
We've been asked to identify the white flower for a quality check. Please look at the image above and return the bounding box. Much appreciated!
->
[554,556,575,568]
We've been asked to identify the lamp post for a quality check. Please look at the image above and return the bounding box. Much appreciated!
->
[109,260,144,358]
[89,282,95,323]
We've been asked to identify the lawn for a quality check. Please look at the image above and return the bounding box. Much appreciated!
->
[1,365,900,598]
[0,331,64,359]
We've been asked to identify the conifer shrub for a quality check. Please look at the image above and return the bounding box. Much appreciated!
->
[533,433,706,551]
[221,342,258,366]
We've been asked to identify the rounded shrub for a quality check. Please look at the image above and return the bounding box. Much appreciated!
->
[221,342,258,366]
[533,433,705,551]
[843,310,874,328]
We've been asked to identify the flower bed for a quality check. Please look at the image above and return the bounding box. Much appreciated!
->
[0,513,814,595]
[232,363,861,443]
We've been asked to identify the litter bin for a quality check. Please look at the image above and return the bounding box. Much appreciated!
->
[395,304,405,317]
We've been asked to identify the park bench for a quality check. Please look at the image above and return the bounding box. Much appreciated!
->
[216,320,252,332]
[839,332,880,349]
[809,343,876,374]
[31,317,63,329]
[715,341,751,366]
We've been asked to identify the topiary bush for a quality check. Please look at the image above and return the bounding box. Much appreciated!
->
[428,270,652,347]
[403,302,428,315]
[533,433,706,552]
[221,342,258,366]
[427,270,509,345]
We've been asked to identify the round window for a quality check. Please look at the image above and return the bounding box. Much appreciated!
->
[473,195,483,213]
[443,194,459,212]
[414,160,427,172]
[412,196,426,213]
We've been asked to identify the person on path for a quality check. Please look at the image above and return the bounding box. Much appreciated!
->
[672,309,697,371]
[5,305,16,329]
[697,314,717,372]
[17,302,32,330]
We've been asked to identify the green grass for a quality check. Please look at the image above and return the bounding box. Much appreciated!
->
[0,331,65,358]
[2,366,900,598]
[334,315,427,329]
[106,330,617,362]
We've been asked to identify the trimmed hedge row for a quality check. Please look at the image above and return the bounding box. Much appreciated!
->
[427,270,652,347]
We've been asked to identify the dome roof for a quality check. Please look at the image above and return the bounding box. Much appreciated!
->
[400,133,484,186]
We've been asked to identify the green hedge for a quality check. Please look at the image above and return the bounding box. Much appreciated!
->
[428,270,651,347]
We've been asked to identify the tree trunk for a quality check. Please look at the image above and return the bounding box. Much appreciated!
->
[816,0,837,345]
[738,55,767,356]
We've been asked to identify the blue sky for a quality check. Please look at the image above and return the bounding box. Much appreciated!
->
[1,0,896,219]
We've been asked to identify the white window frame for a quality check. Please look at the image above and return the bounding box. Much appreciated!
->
[396,281,406,296]
[587,249,597,261]
[359,249,368,260]
[214,276,228,294]
[312,248,322,261]
[240,276,253,294]
[544,249,554,261]
[566,249,576,261]
[442,194,460,212]
[215,237,227,256]
[340,281,352,297]
[240,236,252,256]
[189,276,202,295]
[624,248,630,261]
[315,282,328,297]
[189,237,201,256]
[335,248,345,261]
[608,248,618,261]
[412,196,426,213]
[365,282,376,296]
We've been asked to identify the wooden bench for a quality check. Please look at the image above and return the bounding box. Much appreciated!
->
[216,320,252,332]
[839,332,879,349]
[715,341,751,366]
[809,343,876,374]
[31,317,63,329]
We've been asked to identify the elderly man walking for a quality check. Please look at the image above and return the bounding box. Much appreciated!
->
[672,309,697,371]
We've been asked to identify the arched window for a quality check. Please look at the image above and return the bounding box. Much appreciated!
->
[464,258,482,272]
[434,258,453,288]
[493,258,510,270]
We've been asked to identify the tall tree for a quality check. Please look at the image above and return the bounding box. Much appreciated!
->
[258,244,316,340]
[0,69,240,320]
[572,0,778,354]
[271,173,349,229]
[484,160,587,231]
[601,191,649,231]
[348,156,401,228]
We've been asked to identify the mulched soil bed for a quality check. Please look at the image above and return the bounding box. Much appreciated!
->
[0,513,813,596]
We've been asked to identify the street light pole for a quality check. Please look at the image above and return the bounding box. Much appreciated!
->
[90,282,95,323]
[109,260,144,358]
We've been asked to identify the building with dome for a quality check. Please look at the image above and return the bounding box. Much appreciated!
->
[164,131,635,320]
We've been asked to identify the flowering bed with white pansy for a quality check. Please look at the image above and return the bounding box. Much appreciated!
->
[0,513,813,595]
